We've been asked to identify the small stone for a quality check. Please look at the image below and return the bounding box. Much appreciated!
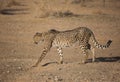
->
[58,68,62,70]
[13,59,17,61]
[48,77,51,80]
[79,71,82,74]
[54,76,63,81]
[6,64,10,67]
[6,70,10,73]
[18,66,22,70]
[54,76,58,81]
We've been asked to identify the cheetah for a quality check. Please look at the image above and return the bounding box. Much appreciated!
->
[32,27,112,67]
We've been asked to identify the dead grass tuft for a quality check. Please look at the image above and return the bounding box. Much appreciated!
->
[36,10,79,18]
[50,10,79,18]
[0,0,22,14]
[7,0,23,7]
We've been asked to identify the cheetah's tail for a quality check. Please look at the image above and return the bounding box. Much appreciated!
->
[91,33,112,49]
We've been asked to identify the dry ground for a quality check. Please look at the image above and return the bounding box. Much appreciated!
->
[0,0,120,82]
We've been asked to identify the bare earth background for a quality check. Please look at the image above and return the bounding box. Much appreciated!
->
[0,0,120,82]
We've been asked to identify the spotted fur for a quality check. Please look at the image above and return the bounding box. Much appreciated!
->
[32,27,112,67]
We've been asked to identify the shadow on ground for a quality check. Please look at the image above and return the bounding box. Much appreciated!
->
[88,56,120,63]
[0,8,29,15]
[41,56,120,67]
[42,62,58,67]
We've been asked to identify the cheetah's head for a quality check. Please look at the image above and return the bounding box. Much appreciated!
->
[33,32,44,44]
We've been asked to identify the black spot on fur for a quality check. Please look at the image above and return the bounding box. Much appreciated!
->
[49,29,60,33]
[87,43,91,50]
[107,40,112,47]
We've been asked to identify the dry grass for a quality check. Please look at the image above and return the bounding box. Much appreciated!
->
[51,10,79,17]
[35,10,79,18]
[0,0,21,13]
[7,0,23,7]
[0,0,9,11]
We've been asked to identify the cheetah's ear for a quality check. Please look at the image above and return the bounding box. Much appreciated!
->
[35,32,42,36]
[49,29,59,33]
[50,29,56,31]
[48,29,55,32]
[36,32,40,34]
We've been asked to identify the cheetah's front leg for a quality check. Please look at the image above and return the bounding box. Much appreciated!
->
[32,48,49,67]
[57,47,63,64]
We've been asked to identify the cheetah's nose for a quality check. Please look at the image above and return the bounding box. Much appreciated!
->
[34,42,38,44]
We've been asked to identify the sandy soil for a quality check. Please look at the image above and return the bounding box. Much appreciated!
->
[0,0,120,82]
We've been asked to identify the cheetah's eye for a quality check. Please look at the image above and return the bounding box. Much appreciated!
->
[36,32,39,35]
[34,42,38,44]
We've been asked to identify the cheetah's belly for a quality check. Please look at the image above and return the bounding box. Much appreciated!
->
[52,39,79,48]
[52,41,69,47]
